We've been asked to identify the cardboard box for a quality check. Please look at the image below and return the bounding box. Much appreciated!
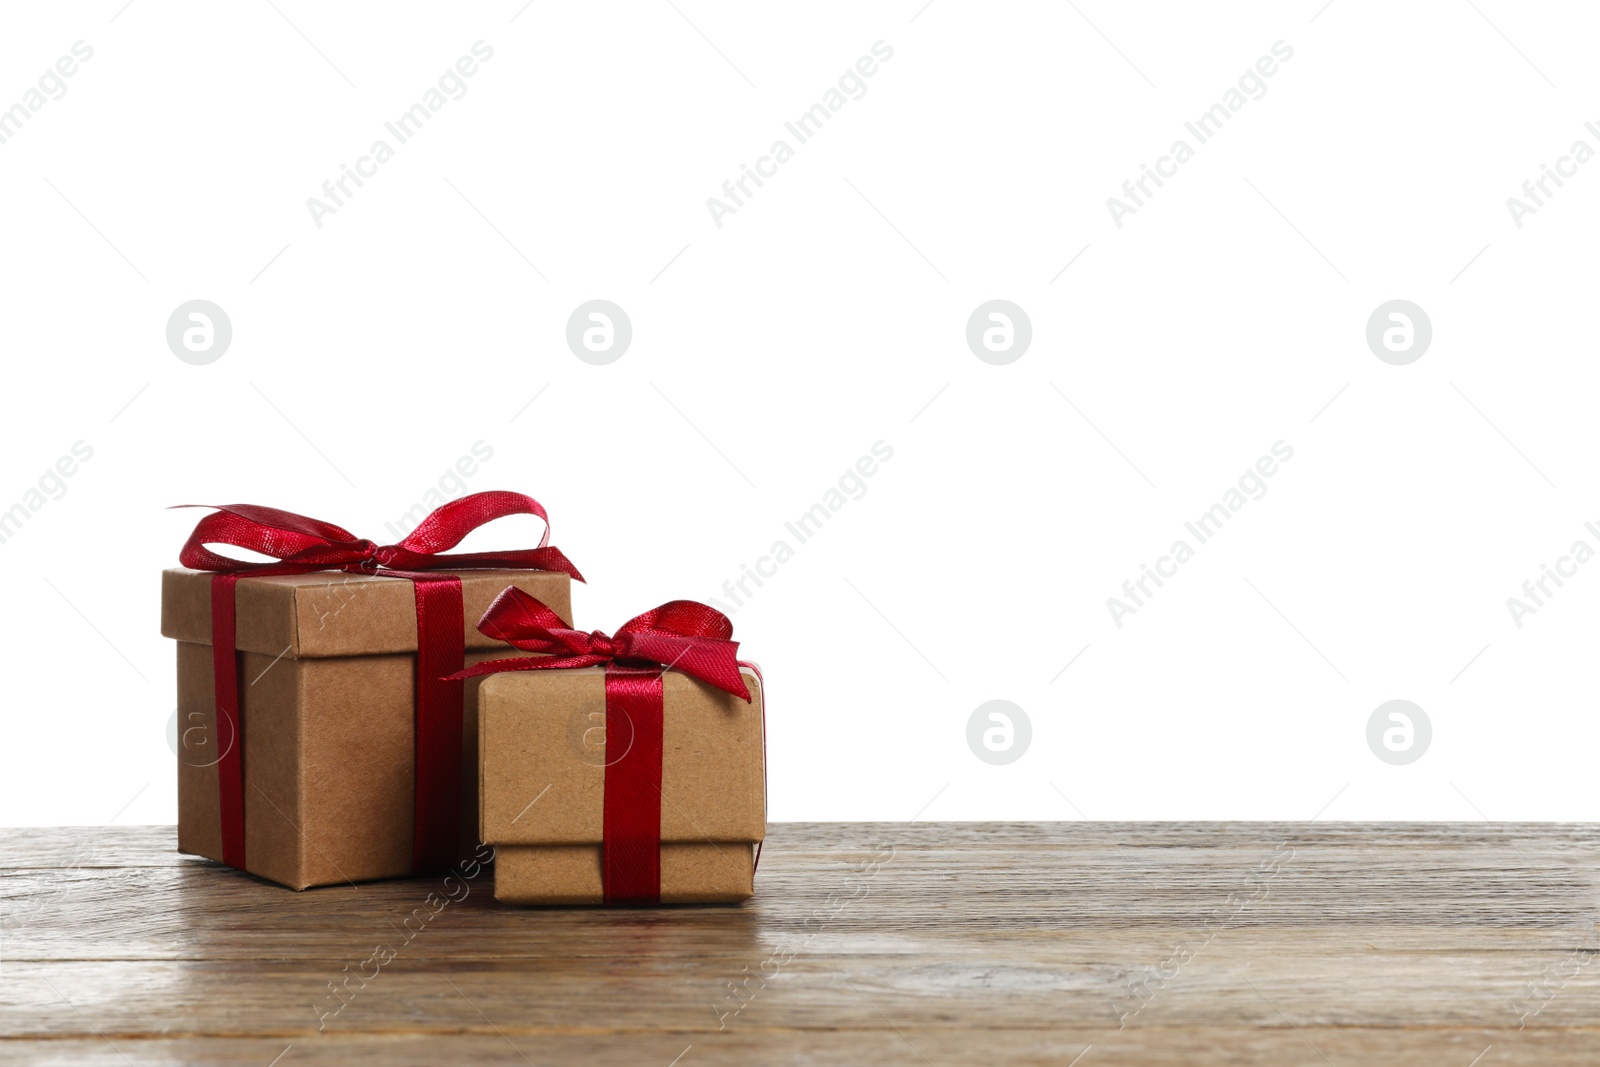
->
[479,666,765,905]
[162,566,572,889]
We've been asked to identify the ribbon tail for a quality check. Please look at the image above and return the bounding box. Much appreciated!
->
[445,653,606,681]
[621,633,750,700]
[529,545,585,583]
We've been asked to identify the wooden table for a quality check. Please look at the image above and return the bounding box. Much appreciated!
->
[3,823,1599,1065]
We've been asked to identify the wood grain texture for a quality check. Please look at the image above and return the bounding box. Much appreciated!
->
[2,823,1599,1065]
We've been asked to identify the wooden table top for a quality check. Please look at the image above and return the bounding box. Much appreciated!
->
[3,823,1599,1065]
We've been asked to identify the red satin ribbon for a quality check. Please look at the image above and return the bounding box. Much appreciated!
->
[176,491,584,874]
[452,588,753,904]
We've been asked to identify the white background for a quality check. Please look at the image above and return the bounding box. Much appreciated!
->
[2,1,1596,827]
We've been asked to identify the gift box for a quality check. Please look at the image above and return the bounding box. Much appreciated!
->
[466,590,765,905]
[161,493,581,890]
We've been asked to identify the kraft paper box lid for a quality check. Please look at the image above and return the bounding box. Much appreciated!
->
[161,567,573,659]
[479,666,765,846]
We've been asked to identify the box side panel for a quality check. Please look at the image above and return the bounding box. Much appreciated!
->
[233,580,302,658]
[295,654,417,886]
[175,641,223,864]
[241,651,309,888]
[162,570,211,645]
[493,843,755,905]
[479,670,608,844]
[459,649,525,856]
[662,842,756,903]
[661,669,765,843]
[162,568,299,655]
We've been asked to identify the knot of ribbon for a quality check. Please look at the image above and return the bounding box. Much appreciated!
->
[178,490,583,875]
[453,588,754,905]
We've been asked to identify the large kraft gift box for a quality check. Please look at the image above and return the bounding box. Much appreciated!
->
[161,492,580,890]
[468,590,765,905]
[163,568,572,889]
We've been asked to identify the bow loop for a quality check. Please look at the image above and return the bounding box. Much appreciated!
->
[469,584,587,657]
[380,491,584,580]
[617,599,736,642]
[176,504,371,573]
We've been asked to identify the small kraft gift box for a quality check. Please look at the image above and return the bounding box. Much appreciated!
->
[465,588,766,905]
[161,491,583,889]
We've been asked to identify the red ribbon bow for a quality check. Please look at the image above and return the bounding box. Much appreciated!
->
[454,588,753,904]
[178,491,583,874]
[178,491,582,577]
[456,587,750,700]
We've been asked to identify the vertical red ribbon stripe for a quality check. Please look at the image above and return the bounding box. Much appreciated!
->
[601,667,665,904]
[407,574,466,874]
[210,574,246,870]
